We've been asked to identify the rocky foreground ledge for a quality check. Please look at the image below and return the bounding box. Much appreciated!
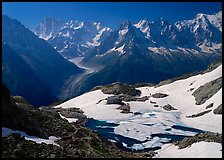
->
[2,84,155,158]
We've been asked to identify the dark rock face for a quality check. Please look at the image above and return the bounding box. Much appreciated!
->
[186,110,212,118]
[151,93,168,98]
[206,103,214,109]
[174,132,222,149]
[162,104,177,111]
[192,77,222,105]
[2,84,47,138]
[106,96,124,105]
[101,82,141,96]
[213,104,222,115]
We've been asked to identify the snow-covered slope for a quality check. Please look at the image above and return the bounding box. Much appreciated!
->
[154,142,222,158]
[54,63,222,153]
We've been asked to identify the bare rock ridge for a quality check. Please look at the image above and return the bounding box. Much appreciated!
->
[192,77,222,105]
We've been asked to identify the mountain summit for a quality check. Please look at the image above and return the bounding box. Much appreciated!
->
[34,18,112,58]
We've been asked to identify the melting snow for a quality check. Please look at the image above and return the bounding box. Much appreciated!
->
[2,127,61,147]
[154,142,222,158]
[59,113,78,123]
[54,64,222,151]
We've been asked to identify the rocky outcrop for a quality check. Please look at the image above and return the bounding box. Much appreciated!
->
[2,133,63,158]
[151,93,168,98]
[119,95,149,102]
[2,84,47,138]
[186,110,212,118]
[192,77,222,105]
[101,82,141,96]
[174,132,222,149]
[213,104,222,115]
[117,103,132,114]
[162,104,177,111]
[106,96,124,105]
[150,101,156,104]
[206,103,214,109]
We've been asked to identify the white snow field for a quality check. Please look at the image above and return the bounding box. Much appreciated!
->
[54,64,222,154]
[2,127,60,146]
[154,142,222,158]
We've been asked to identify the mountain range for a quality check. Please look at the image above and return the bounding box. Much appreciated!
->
[34,17,112,58]
[34,11,222,58]
[2,11,222,106]
[33,11,222,98]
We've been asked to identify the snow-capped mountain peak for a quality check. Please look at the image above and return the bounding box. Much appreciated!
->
[34,18,112,58]
[34,16,64,41]
[120,20,132,28]
[206,11,222,31]
[34,11,222,58]
[134,19,150,33]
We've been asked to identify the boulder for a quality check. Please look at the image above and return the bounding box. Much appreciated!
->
[106,96,124,105]
[174,132,222,149]
[119,95,149,102]
[186,110,212,118]
[117,103,131,114]
[101,82,141,96]
[213,104,222,115]
[205,103,214,109]
[162,104,177,111]
[151,93,168,98]
[150,101,156,104]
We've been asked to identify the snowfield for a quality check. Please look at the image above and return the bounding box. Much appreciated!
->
[54,64,222,154]
[154,142,222,158]
[2,127,61,147]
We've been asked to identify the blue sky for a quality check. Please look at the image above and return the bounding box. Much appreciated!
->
[2,2,222,30]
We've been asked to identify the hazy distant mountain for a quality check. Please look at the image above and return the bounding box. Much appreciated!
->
[2,15,83,106]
